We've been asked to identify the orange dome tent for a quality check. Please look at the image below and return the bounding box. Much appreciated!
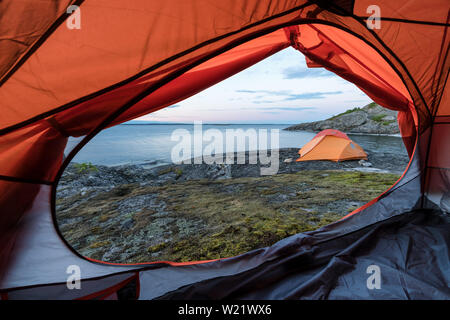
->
[297,129,367,162]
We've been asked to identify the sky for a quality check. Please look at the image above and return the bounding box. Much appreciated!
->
[137,46,372,124]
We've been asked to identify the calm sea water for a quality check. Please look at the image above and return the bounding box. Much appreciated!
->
[68,124,406,167]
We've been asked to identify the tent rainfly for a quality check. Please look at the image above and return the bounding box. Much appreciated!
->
[0,0,449,300]
[296,129,368,162]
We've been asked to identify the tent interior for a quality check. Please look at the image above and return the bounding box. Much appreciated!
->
[0,1,448,300]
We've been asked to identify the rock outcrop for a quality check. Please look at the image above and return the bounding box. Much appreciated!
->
[56,161,402,263]
[284,102,399,134]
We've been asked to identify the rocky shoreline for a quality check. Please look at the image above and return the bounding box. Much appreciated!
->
[55,146,408,263]
[57,147,408,199]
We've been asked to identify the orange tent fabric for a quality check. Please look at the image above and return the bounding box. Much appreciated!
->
[0,0,448,299]
[297,129,367,162]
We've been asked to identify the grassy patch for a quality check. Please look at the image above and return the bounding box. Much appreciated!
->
[147,242,168,253]
[329,107,362,120]
[158,166,173,175]
[158,166,183,179]
[73,162,98,174]
[89,241,110,249]
[370,114,387,122]
[57,170,400,263]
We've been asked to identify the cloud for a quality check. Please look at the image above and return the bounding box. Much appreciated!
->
[235,89,256,93]
[239,106,315,112]
[143,114,169,119]
[283,67,335,79]
[269,107,315,111]
[237,89,342,102]
[262,111,281,114]
[260,108,316,115]
[236,89,290,96]
[283,91,342,100]
[253,100,276,104]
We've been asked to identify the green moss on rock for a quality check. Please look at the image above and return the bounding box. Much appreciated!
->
[57,170,400,263]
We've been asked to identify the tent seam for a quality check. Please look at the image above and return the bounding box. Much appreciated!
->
[0,2,313,137]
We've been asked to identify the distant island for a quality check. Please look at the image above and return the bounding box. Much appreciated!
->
[284,102,399,135]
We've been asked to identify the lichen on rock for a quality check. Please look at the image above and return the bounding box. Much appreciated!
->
[56,163,401,263]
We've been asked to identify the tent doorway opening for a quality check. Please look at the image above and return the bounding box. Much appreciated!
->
[2,1,448,300]
[55,44,410,264]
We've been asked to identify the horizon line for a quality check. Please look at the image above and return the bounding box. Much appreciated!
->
[122,122,298,125]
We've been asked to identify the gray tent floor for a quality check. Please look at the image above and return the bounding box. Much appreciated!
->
[155,209,450,300]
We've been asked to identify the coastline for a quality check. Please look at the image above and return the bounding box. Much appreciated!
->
[58,147,408,197]
[348,132,401,137]
[281,128,402,138]
[70,130,404,169]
